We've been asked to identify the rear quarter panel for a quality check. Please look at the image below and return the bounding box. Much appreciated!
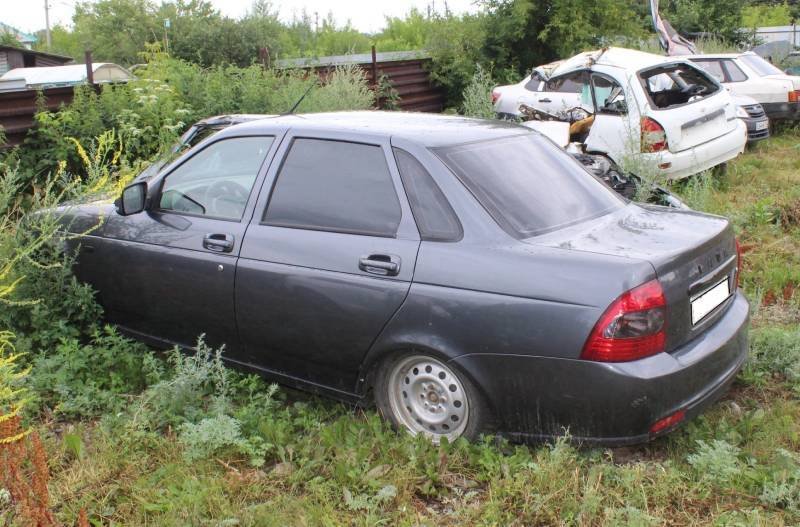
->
[359,239,656,398]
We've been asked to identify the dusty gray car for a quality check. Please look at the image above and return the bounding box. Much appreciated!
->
[60,112,748,445]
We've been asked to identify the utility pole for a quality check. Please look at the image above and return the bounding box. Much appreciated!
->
[44,0,52,49]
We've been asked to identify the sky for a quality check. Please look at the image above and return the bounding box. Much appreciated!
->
[2,0,479,35]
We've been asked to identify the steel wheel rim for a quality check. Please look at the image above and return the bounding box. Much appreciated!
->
[387,355,469,441]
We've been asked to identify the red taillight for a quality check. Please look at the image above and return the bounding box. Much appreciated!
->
[789,90,799,103]
[734,238,742,290]
[491,89,500,104]
[641,117,668,153]
[650,409,686,435]
[581,279,667,362]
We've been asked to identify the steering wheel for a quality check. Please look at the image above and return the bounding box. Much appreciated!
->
[564,106,592,124]
[681,84,707,97]
[204,180,250,217]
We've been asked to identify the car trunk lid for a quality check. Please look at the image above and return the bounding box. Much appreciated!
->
[654,90,739,153]
[527,204,737,352]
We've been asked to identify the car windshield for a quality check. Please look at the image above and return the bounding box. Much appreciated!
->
[134,125,224,182]
[740,54,784,76]
[433,134,624,238]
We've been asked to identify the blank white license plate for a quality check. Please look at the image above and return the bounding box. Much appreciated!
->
[756,120,769,131]
[691,278,731,325]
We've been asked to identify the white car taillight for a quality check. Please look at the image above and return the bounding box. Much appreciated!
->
[641,117,668,153]
[491,89,500,105]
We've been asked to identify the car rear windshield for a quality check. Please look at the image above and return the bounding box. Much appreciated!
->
[433,134,624,238]
[739,54,784,77]
[639,63,720,109]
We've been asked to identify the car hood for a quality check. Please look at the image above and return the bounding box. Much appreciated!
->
[50,195,117,235]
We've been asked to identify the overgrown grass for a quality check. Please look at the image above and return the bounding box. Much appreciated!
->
[2,129,800,525]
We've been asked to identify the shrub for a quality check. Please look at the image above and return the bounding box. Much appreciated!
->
[27,326,160,418]
[742,327,800,392]
[178,414,270,467]
[687,439,743,487]
[461,64,497,119]
[131,336,232,429]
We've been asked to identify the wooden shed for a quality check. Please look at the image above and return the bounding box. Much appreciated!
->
[0,46,73,76]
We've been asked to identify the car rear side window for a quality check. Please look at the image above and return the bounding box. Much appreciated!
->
[723,60,748,82]
[393,148,462,242]
[524,72,543,92]
[691,59,725,83]
[434,134,624,238]
[546,71,589,93]
[263,138,402,237]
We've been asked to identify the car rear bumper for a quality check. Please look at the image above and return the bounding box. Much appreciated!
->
[761,101,800,120]
[639,120,747,180]
[450,290,749,446]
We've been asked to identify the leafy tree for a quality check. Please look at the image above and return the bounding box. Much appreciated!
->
[660,0,747,43]
[73,0,160,65]
[33,25,84,60]
[742,2,793,27]
[0,32,20,48]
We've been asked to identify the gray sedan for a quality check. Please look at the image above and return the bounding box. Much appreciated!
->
[60,112,748,445]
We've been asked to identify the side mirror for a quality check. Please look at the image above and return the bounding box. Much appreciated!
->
[115,181,148,216]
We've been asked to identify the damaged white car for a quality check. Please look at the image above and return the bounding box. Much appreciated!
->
[492,47,747,180]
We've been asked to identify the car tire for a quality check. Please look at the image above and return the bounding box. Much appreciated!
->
[374,352,490,443]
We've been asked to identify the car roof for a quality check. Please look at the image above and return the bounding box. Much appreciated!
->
[688,53,749,60]
[224,111,530,147]
[549,47,676,77]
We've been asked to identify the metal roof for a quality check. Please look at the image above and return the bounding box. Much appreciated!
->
[0,23,36,44]
[0,63,133,90]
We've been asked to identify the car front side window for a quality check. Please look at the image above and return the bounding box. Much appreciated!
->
[158,136,273,220]
[590,74,626,114]
[263,138,402,237]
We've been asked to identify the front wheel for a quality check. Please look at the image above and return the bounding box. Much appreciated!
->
[374,353,489,443]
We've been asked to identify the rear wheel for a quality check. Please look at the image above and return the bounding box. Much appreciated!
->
[374,353,488,442]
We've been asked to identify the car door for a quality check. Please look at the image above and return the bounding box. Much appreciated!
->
[98,133,282,352]
[538,70,588,113]
[691,58,754,99]
[510,71,546,113]
[584,72,637,162]
[235,131,420,393]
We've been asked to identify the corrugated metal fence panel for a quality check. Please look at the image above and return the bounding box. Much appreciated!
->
[294,57,444,113]
[375,58,443,113]
[1,56,444,148]
[0,86,74,147]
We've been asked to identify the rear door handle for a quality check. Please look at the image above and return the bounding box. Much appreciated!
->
[203,233,234,253]
[359,254,400,276]
[539,98,552,103]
